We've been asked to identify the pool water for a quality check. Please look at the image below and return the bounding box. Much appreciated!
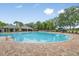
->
[0,32,69,43]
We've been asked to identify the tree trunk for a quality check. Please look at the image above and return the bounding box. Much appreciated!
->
[70,25,72,33]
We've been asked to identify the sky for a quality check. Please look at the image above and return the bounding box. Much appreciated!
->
[0,3,79,24]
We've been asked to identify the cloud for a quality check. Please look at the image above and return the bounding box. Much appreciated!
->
[16,5,23,8]
[44,8,54,15]
[58,9,64,14]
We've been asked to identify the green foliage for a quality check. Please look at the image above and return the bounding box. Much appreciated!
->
[58,6,79,30]
[0,21,6,28]
[30,20,55,31]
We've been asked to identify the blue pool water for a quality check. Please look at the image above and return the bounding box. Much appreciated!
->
[0,32,69,43]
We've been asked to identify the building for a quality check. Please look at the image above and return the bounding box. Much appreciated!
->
[0,25,33,32]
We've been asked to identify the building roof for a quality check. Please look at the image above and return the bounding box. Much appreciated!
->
[2,25,33,29]
[21,25,33,29]
[3,25,16,28]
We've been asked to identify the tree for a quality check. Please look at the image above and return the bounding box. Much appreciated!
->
[46,20,53,30]
[41,22,47,30]
[53,17,59,30]
[35,21,42,30]
[14,21,23,31]
[0,21,6,28]
[56,6,79,33]
[58,13,66,28]
[64,7,76,29]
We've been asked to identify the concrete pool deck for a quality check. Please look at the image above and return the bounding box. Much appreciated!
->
[0,32,79,56]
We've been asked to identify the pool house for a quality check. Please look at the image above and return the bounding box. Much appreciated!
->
[0,25,33,32]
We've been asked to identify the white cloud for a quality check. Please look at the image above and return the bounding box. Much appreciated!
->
[58,9,64,14]
[16,5,23,8]
[44,8,54,15]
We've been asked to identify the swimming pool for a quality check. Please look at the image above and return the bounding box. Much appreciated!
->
[0,32,69,43]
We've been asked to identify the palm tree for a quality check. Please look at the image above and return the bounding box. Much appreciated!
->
[14,21,23,31]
